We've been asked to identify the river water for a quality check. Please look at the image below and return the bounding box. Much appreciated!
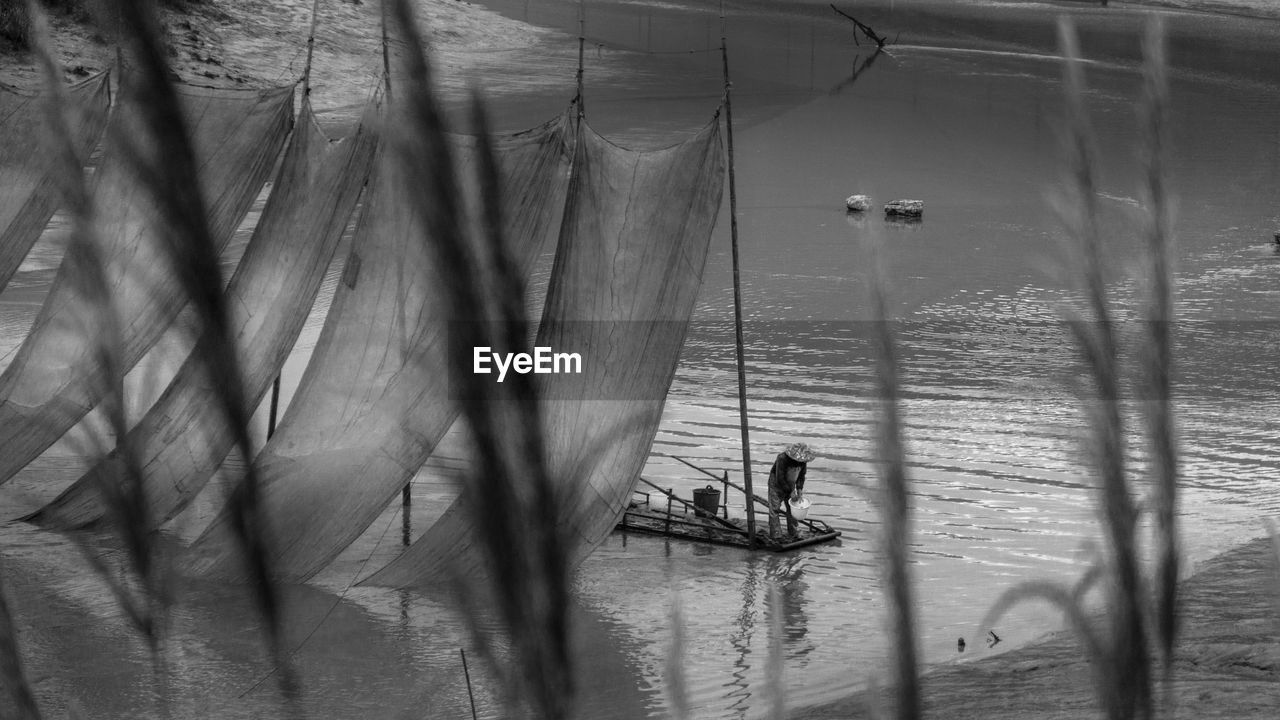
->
[3,0,1280,718]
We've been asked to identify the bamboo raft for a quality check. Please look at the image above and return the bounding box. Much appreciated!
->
[614,457,842,552]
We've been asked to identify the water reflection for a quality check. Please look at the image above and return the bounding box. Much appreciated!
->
[725,554,763,718]
[767,555,814,662]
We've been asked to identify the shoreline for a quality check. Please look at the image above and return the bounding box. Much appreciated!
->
[796,535,1280,719]
[1,0,565,117]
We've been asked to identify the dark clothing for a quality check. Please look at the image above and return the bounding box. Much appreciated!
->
[767,452,807,497]
[766,452,807,538]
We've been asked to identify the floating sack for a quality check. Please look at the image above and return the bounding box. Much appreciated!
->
[884,199,924,218]
[845,194,870,212]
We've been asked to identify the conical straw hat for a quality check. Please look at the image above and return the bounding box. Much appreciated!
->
[785,442,816,463]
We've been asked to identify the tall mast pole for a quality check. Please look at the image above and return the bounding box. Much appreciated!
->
[576,0,586,118]
[270,0,326,440]
[720,5,757,546]
[302,0,323,98]
[381,0,393,101]
[381,1,407,512]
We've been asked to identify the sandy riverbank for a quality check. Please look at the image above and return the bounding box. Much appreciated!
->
[1,0,565,113]
[796,535,1280,719]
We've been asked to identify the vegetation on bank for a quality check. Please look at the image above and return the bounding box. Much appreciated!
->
[979,17,1176,720]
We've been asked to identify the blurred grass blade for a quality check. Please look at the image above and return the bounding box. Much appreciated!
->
[863,220,921,720]
[0,565,40,720]
[386,0,573,716]
[1137,16,1179,680]
[1264,519,1280,623]
[665,596,690,720]
[27,0,167,652]
[102,0,296,710]
[1060,17,1151,719]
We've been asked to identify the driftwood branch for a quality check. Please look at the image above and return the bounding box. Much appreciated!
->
[830,4,887,48]
[828,48,882,96]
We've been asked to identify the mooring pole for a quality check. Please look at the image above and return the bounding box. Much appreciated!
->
[721,7,758,547]
[382,0,409,520]
[722,470,730,519]
[460,648,479,720]
[665,490,674,535]
[267,376,280,439]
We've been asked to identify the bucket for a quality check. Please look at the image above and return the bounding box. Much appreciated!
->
[692,485,721,518]
[790,496,811,521]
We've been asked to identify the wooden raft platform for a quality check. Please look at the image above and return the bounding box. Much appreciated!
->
[614,469,841,552]
[617,502,841,551]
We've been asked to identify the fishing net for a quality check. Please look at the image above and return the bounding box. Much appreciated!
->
[364,115,725,588]
[0,72,111,292]
[0,81,293,488]
[188,111,574,582]
[30,97,378,529]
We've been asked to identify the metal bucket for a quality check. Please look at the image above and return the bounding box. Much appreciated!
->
[692,485,721,518]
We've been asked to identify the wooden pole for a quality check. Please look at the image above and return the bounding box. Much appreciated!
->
[460,648,479,720]
[721,9,758,547]
[576,0,586,117]
[402,494,410,546]
[267,376,280,439]
[829,4,887,48]
[302,0,323,97]
[382,0,408,513]
[381,0,393,100]
[665,490,674,535]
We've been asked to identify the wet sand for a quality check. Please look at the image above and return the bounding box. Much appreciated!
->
[796,535,1280,719]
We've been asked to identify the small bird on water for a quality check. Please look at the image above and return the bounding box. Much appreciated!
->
[957,637,965,653]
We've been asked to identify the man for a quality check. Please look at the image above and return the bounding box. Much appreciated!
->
[767,442,816,539]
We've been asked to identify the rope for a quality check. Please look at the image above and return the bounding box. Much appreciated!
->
[272,44,308,85]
